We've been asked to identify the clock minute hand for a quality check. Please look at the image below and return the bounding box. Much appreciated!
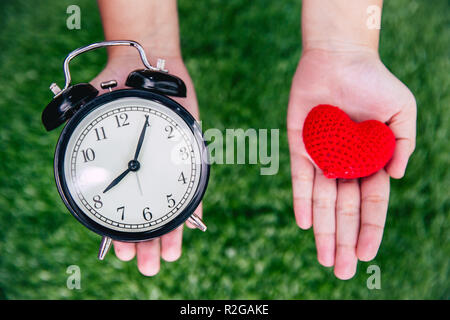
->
[103,115,148,194]
[134,115,150,161]
[103,168,131,193]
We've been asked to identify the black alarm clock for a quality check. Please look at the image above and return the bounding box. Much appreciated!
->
[42,41,209,260]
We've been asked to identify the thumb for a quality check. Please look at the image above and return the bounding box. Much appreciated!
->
[385,96,417,179]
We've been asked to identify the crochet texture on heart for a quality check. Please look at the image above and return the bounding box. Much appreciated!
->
[302,104,396,179]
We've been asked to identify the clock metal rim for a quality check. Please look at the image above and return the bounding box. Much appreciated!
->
[53,89,210,242]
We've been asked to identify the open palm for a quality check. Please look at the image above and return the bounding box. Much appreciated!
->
[287,49,416,279]
[91,54,202,276]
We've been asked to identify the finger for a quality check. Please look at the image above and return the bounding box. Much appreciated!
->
[113,241,136,261]
[161,225,183,262]
[288,128,314,229]
[386,103,417,179]
[312,170,337,267]
[186,202,202,229]
[334,179,360,280]
[357,170,390,261]
[136,239,161,276]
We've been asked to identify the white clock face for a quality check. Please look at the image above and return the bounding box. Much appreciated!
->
[62,97,204,233]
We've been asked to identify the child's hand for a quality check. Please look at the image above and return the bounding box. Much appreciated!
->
[91,53,202,276]
[287,48,416,279]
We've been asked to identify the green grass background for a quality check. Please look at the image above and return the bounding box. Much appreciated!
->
[0,0,448,299]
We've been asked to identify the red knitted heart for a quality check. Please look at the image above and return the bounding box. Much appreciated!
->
[302,105,396,179]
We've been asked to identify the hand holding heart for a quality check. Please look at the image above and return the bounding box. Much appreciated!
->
[287,49,417,279]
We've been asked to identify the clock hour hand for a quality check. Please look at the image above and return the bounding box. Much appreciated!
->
[103,158,141,193]
[103,167,131,193]
[134,115,150,161]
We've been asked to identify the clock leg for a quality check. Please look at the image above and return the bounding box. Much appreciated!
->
[98,236,112,260]
[187,213,207,232]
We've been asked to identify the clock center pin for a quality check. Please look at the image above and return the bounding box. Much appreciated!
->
[128,159,141,172]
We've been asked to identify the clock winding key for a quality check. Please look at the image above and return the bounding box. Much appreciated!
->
[100,80,118,92]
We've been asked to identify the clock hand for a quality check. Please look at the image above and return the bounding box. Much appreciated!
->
[134,115,150,161]
[103,116,148,194]
[103,167,131,193]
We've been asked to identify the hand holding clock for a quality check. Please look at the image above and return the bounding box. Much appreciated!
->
[92,0,202,276]
[92,58,201,276]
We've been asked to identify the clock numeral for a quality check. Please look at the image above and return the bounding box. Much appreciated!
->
[94,127,107,141]
[117,206,125,220]
[81,148,95,162]
[115,113,130,128]
[142,207,152,221]
[165,125,175,139]
[178,172,187,184]
[93,195,103,209]
[166,194,176,208]
[179,147,189,160]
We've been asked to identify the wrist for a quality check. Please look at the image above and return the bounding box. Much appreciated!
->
[302,39,379,55]
[302,0,382,53]
[299,45,381,70]
[98,0,182,61]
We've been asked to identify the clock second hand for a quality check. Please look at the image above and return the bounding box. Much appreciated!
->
[135,172,144,196]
